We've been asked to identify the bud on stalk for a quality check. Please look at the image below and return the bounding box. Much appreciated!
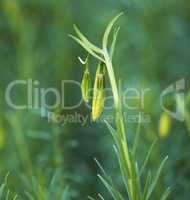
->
[81,56,92,103]
[92,63,106,121]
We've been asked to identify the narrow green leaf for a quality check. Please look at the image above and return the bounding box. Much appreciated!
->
[146,156,168,200]
[105,120,132,199]
[98,193,105,200]
[129,156,141,200]
[103,12,124,51]
[140,139,157,176]
[25,192,35,200]
[74,25,103,54]
[142,172,152,200]
[5,189,10,200]
[110,27,120,59]
[0,183,6,199]
[13,194,18,200]
[98,174,116,200]
[61,186,70,200]
[98,174,124,200]
[88,196,96,200]
[94,158,107,178]
[113,145,130,196]
[104,120,119,147]
[95,158,125,200]
[69,34,105,62]
[0,173,9,199]
[132,121,141,156]
[160,187,171,200]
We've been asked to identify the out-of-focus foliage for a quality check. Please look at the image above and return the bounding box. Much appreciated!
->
[0,0,189,199]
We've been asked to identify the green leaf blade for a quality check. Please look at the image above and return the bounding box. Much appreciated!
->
[103,12,124,51]
[73,25,103,54]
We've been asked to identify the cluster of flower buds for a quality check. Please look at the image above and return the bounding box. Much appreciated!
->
[81,56,106,121]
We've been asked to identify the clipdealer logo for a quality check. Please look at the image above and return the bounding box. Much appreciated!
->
[160,79,185,121]
[4,78,186,123]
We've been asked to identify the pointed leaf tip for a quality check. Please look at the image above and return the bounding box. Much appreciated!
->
[103,12,124,50]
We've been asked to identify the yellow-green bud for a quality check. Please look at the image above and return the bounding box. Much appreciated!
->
[81,68,92,103]
[80,55,92,103]
[159,112,172,139]
[92,63,106,121]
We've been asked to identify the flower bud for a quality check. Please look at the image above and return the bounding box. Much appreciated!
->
[81,56,92,103]
[81,68,92,102]
[159,112,171,138]
[92,63,106,121]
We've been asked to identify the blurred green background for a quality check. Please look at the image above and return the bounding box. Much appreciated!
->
[0,0,190,199]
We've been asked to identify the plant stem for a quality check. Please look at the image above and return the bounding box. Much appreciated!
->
[104,50,136,199]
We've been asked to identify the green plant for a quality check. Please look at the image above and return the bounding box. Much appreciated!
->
[70,13,170,200]
[22,170,70,200]
[0,173,18,200]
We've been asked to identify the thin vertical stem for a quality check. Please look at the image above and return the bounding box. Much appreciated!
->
[104,51,136,198]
